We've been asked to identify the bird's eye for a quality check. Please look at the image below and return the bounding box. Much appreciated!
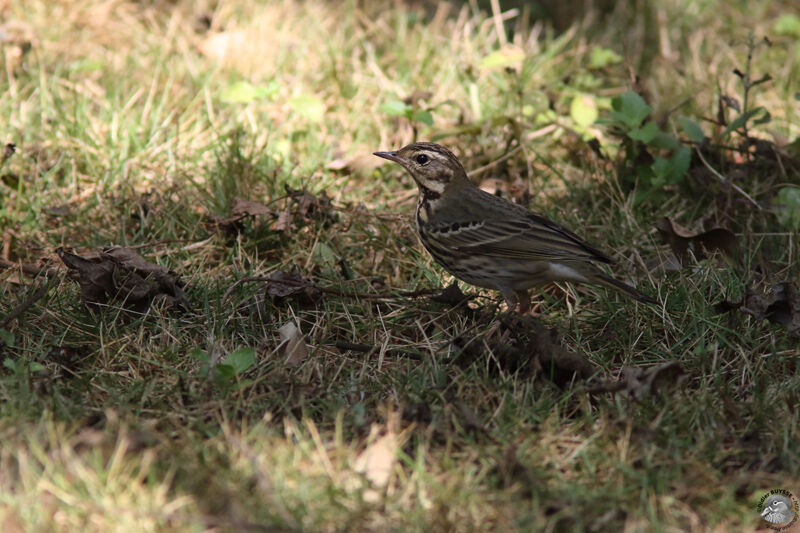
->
[415,154,429,165]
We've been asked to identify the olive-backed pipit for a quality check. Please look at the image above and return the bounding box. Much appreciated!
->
[374,142,656,312]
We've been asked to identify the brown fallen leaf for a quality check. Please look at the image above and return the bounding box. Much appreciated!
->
[451,313,595,385]
[58,247,188,313]
[277,321,308,366]
[588,361,685,400]
[716,282,800,338]
[272,208,294,232]
[429,282,470,306]
[231,197,273,217]
[655,217,737,264]
[264,269,322,305]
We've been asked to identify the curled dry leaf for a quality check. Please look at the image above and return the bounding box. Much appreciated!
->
[655,217,737,264]
[588,361,685,400]
[231,197,273,217]
[264,269,323,305]
[451,314,594,385]
[58,247,188,313]
[716,282,800,337]
[277,321,308,366]
[429,281,470,307]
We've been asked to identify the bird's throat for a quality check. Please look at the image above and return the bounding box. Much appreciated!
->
[416,186,441,223]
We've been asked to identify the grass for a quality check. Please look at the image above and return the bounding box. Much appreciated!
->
[1,0,799,531]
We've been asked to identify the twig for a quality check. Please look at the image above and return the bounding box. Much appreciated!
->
[332,341,423,360]
[694,147,762,210]
[0,277,58,328]
[467,145,523,178]
[0,258,60,278]
[222,275,442,304]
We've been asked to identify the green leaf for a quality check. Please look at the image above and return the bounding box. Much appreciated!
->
[753,109,772,125]
[479,45,525,70]
[226,347,255,374]
[774,187,800,229]
[774,14,800,37]
[412,110,434,126]
[380,99,410,116]
[652,147,690,185]
[650,131,682,151]
[570,94,598,127]
[723,106,767,136]
[678,116,706,143]
[589,46,622,69]
[627,121,659,143]
[611,91,652,129]
[3,358,16,371]
[191,348,211,377]
[221,80,280,104]
[314,241,337,265]
[289,95,325,122]
[0,329,13,348]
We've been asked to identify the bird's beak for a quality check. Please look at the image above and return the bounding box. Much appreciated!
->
[373,151,406,165]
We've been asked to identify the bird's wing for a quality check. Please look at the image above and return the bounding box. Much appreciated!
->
[426,215,613,263]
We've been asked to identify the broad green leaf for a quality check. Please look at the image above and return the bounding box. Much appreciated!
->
[412,110,434,126]
[723,106,767,136]
[652,147,690,185]
[3,358,15,371]
[290,95,325,122]
[753,110,772,125]
[774,14,800,37]
[627,121,659,143]
[226,347,256,374]
[380,99,409,116]
[611,91,651,129]
[221,80,279,104]
[775,187,800,229]
[570,94,598,127]
[0,329,13,348]
[479,45,525,70]
[589,46,622,68]
[650,131,682,151]
[314,241,337,265]
[678,116,706,143]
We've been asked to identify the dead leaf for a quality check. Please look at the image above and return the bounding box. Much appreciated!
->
[588,362,685,399]
[272,208,293,232]
[621,362,685,400]
[716,282,800,337]
[655,217,737,264]
[58,247,188,313]
[2,142,16,165]
[354,431,398,502]
[277,321,308,366]
[231,197,273,217]
[451,314,594,385]
[44,203,72,217]
[263,269,322,306]
[429,282,469,306]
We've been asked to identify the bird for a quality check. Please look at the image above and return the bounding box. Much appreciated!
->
[373,142,657,312]
[761,494,796,524]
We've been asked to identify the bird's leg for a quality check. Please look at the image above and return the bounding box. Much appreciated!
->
[500,287,519,312]
[515,289,531,314]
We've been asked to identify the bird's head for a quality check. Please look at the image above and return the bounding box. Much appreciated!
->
[374,142,469,195]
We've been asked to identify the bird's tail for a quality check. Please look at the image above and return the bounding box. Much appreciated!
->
[590,272,658,305]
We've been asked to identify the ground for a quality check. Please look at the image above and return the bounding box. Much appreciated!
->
[0,1,799,531]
